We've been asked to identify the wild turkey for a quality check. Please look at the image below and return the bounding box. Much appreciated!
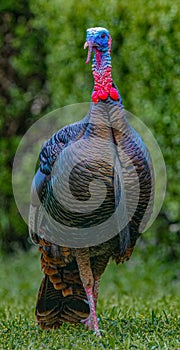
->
[29,27,154,336]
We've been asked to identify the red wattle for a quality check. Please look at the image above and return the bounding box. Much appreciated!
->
[92,91,99,103]
[105,83,112,91]
[98,90,108,100]
[92,59,120,102]
[110,87,119,100]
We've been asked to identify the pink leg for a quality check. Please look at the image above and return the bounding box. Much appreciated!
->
[93,277,100,308]
[82,286,100,336]
[81,277,100,335]
[75,249,101,336]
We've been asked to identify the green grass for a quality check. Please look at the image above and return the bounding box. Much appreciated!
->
[0,246,179,350]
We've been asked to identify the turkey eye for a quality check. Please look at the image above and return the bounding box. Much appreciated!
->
[101,33,106,38]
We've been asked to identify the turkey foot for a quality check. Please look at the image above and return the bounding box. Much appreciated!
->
[83,287,101,336]
[81,315,100,330]
[81,315,93,329]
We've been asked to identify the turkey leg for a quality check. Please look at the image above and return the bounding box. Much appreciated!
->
[75,248,101,336]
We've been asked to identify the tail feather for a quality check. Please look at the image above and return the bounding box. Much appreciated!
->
[36,274,90,329]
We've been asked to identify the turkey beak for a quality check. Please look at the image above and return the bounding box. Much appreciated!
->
[84,41,89,50]
[84,41,93,64]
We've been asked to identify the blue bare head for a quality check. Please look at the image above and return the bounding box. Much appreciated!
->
[84,27,112,64]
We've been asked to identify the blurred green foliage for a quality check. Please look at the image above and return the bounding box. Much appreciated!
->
[0,0,179,256]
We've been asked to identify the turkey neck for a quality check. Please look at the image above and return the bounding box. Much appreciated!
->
[91,49,134,143]
[91,50,110,102]
[84,50,116,139]
[86,48,129,142]
[92,49,112,94]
